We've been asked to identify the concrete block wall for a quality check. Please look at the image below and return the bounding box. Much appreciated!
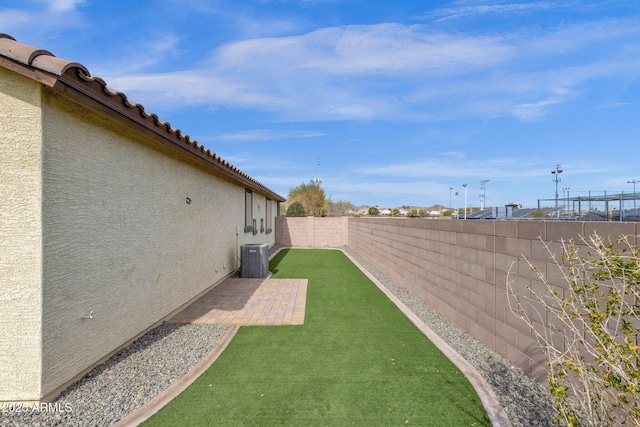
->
[275,216,639,382]
[275,216,348,248]
[348,218,639,381]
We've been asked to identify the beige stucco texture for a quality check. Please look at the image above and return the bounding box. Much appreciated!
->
[0,68,44,401]
[1,68,276,402]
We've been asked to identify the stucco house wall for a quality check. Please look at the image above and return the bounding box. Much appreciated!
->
[0,35,283,403]
[0,67,44,402]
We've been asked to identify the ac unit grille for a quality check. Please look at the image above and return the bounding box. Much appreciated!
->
[240,243,269,278]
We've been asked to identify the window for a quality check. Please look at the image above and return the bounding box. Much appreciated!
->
[244,189,253,233]
[265,198,272,234]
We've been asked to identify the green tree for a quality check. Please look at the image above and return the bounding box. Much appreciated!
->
[287,181,328,217]
[368,206,380,215]
[286,201,307,217]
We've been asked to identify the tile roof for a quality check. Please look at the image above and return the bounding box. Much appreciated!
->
[0,33,285,202]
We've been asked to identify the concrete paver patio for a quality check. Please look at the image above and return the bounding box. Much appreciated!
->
[170,277,307,325]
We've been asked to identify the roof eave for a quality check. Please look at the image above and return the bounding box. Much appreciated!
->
[55,68,285,201]
[0,34,286,202]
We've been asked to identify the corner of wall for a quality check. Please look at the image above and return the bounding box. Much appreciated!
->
[0,68,44,401]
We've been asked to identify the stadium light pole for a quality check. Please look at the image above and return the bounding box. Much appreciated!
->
[480,180,489,210]
[551,164,563,219]
[463,183,468,219]
[629,179,639,215]
[313,158,322,185]
[560,187,570,214]
[455,192,459,219]
[449,187,453,217]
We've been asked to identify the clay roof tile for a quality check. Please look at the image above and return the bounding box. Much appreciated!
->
[102,86,120,97]
[32,55,88,76]
[0,35,88,76]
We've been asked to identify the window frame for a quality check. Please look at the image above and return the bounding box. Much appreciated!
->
[265,197,272,234]
[244,189,254,233]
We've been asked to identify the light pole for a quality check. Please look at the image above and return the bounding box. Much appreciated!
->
[463,183,468,219]
[449,187,453,217]
[629,179,639,216]
[313,158,322,185]
[560,187,570,214]
[455,192,459,219]
[480,180,489,209]
[551,164,563,219]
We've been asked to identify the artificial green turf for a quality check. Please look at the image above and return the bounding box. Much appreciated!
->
[143,249,491,426]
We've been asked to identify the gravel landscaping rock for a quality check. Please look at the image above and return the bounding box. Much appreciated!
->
[0,322,230,427]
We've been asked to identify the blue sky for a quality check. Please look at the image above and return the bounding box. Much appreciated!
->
[3,0,640,209]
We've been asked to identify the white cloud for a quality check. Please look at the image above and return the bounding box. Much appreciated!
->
[207,129,325,143]
[94,16,640,122]
[0,1,86,36]
[597,102,631,109]
[212,24,514,76]
[0,10,33,31]
[355,156,548,180]
[510,83,579,119]
[353,153,608,186]
[103,70,290,110]
[513,97,563,120]
[427,0,640,22]
[94,33,183,75]
[45,0,85,12]
[103,23,515,120]
[424,1,556,22]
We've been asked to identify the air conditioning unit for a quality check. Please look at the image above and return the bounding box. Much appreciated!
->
[240,243,269,278]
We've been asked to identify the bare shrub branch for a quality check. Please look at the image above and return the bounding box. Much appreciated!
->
[507,233,640,427]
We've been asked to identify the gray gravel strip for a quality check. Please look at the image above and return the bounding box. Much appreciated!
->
[341,246,557,427]
[0,322,230,427]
